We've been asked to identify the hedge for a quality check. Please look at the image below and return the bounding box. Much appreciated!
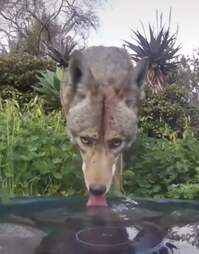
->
[0,53,55,92]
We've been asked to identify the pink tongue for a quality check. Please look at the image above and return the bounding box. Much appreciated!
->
[87,195,108,207]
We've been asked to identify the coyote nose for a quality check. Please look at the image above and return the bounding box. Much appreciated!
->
[89,184,106,196]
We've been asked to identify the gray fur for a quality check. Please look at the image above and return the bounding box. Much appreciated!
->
[60,46,149,193]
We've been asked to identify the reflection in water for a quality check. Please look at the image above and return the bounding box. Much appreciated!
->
[34,206,181,254]
[35,223,179,254]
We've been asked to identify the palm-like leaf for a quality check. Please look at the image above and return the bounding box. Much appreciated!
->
[124,10,180,93]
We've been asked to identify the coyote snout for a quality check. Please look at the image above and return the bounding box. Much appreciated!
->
[60,46,148,206]
[80,143,121,195]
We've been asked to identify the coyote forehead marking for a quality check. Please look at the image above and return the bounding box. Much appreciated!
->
[67,86,138,142]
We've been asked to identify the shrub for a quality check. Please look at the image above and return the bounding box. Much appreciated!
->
[0,86,34,107]
[0,53,55,92]
[168,183,199,199]
[140,84,199,138]
[0,97,83,198]
[124,134,199,199]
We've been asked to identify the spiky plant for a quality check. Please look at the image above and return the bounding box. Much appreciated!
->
[43,36,77,68]
[124,10,180,93]
[33,68,62,110]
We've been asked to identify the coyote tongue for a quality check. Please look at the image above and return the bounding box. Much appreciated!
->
[87,195,108,207]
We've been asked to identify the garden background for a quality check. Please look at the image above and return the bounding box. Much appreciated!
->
[0,0,199,201]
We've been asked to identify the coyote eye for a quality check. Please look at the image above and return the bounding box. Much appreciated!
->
[109,138,122,149]
[80,136,93,146]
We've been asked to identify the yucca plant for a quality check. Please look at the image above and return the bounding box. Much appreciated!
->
[124,10,180,93]
[43,36,77,68]
[33,68,62,110]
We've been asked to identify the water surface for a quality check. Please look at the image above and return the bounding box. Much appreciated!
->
[0,197,199,253]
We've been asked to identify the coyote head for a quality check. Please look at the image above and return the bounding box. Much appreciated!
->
[60,46,148,201]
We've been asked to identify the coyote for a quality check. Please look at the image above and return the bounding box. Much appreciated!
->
[60,46,148,206]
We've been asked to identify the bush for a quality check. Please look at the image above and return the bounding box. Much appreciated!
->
[168,183,199,199]
[0,53,55,92]
[124,134,199,199]
[0,86,34,107]
[0,97,83,198]
[140,84,199,138]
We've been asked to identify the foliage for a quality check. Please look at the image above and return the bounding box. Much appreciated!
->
[124,9,180,93]
[178,51,199,90]
[33,68,62,110]
[176,51,199,106]
[168,183,199,199]
[0,96,199,200]
[140,84,199,138]
[0,53,55,92]
[0,86,34,106]
[44,36,77,68]
[124,134,199,199]
[0,97,83,198]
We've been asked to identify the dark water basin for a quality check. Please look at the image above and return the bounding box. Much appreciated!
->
[0,197,199,253]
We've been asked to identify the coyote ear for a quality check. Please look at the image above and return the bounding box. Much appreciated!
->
[132,57,149,88]
[69,50,94,90]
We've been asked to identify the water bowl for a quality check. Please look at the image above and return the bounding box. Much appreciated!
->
[0,197,199,254]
